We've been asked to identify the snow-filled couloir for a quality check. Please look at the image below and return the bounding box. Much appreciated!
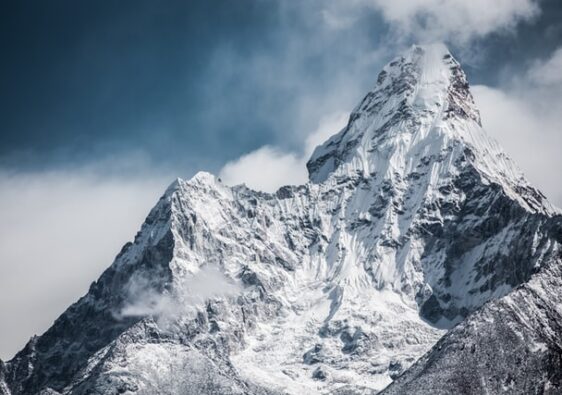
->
[1,44,561,395]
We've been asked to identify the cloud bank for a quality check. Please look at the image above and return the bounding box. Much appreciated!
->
[527,47,562,85]
[0,165,169,360]
[472,46,562,206]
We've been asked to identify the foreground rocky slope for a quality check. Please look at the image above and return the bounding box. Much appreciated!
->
[382,246,562,395]
[1,44,560,394]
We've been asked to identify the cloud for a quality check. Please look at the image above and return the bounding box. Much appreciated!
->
[527,47,562,86]
[0,164,169,360]
[367,0,540,44]
[199,2,389,158]
[118,265,242,328]
[304,111,350,157]
[472,87,562,207]
[219,146,306,192]
[472,47,562,208]
[219,112,348,192]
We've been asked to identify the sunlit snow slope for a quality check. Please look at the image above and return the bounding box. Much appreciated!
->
[1,44,560,395]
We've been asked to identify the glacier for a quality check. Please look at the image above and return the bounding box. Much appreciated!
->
[1,43,561,395]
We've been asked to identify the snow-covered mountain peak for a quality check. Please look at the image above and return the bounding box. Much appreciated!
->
[305,44,555,216]
[306,43,487,183]
[370,42,480,124]
[381,43,457,100]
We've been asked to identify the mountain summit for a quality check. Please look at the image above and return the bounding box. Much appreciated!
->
[1,44,561,395]
[308,43,480,182]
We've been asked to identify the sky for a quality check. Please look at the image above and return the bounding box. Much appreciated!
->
[0,0,561,360]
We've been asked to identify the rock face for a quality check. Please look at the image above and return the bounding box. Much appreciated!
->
[381,246,562,395]
[1,44,561,395]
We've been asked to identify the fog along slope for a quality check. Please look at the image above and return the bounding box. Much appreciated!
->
[1,44,561,395]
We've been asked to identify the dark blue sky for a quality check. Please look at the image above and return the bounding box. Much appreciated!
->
[1,0,561,177]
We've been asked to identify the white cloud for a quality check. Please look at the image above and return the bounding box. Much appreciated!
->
[304,111,349,157]
[472,47,562,208]
[219,146,307,192]
[320,1,367,31]
[368,0,540,44]
[0,166,169,360]
[219,112,349,192]
[527,47,562,86]
[118,265,241,328]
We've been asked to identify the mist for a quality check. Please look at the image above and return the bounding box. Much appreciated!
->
[0,165,169,360]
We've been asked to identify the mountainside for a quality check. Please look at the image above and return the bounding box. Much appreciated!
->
[1,44,561,395]
[382,248,562,395]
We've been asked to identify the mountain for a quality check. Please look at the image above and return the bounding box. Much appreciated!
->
[381,247,562,395]
[1,43,561,395]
